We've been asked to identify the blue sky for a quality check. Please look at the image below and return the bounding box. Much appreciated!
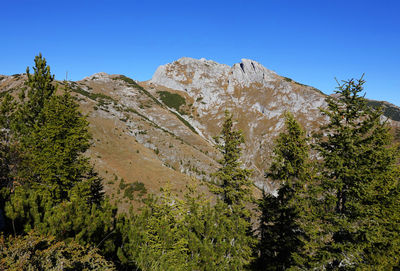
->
[1,0,399,105]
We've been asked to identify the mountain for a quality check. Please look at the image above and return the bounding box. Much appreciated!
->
[1,58,399,201]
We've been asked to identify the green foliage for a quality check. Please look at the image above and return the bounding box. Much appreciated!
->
[21,88,92,197]
[122,181,147,200]
[367,100,400,121]
[256,77,400,270]
[309,76,400,269]
[257,113,313,270]
[0,90,10,99]
[114,75,163,106]
[0,93,18,191]
[157,91,186,112]
[2,54,105,201]
[4,184,118,256]
[212,111,253,213]
[0,54,119,265]
[171,110,198,134]
[16,53,57,132]
[183,186,254,270]
[0,231,115,270]
[69,83,116,106]
[118,184,254,270]
[210,111,255,268]
[118,187,189,270]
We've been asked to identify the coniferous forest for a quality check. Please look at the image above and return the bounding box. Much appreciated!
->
[1,54,400,270]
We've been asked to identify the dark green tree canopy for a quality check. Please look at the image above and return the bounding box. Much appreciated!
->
[258,112,314,270]
[16,53,57,133]
[312,77,400,269]
[23,88,92,195]
[213,111,253,210]
[1,54,113,262]
[0,231,115,270]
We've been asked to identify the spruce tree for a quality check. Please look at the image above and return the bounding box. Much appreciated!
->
[313,77,400,269]
[212,111,255,268]
[213,111,253,215]
[183,184,254,270]
[257,112,313,270]
[118,183,256,271]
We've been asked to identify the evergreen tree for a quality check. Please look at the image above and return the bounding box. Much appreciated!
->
[0,92,20,233]
[4,171,117,252]
[1,55,119,265]
[257,113,313,270]
[0,231,115,270]
[183,184,254,270]
[21,85,92,198]
[117,185,191,271]
[1,54,103,201]
[0,93,18,195]
[211,111,255,268]
[213,111,253,216]
[313,77,400,269]
[117,183,255,271]
[16,53,56,133]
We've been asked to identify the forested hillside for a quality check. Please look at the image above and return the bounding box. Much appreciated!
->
[1,55,399,270]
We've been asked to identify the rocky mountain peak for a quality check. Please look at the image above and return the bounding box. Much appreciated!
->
[2,58,399,195]
[83,72,112,82]
[146,57,331,189]
[150,57,278,92]
[231,58,277,87]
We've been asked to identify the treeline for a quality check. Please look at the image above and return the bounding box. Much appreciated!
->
[0,55,399,270]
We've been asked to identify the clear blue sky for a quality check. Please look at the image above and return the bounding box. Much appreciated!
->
[1,0,399,105]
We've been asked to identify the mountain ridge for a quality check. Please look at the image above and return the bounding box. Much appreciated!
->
[1,58,399,200]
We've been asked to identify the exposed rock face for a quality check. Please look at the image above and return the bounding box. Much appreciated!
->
[148,57,328,189]
[1,57,399,198]
[150,57,326,127]
[151,57,277,93]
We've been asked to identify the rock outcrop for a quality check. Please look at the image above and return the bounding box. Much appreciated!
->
[1,57,399,198]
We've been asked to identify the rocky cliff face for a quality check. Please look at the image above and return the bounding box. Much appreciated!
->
[147,57,328,188]
[1,58,399,201]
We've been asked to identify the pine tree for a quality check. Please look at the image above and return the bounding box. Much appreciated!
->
[0,231,116,270]
[1,55,118,265]
[2,54,103,200]
[22,85,92,198]
[257,112,313,270]
[313,76,400,269]
[0,92,21,233]
[16,53,56,133]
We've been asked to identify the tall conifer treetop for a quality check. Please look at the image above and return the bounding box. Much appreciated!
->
[20,53,57,130]
[258,112,313,270]
[313,76,400,269]
[213,111,253,210]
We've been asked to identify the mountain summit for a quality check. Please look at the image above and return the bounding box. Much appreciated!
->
[145,57,330,188]
[1,58,399,195]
